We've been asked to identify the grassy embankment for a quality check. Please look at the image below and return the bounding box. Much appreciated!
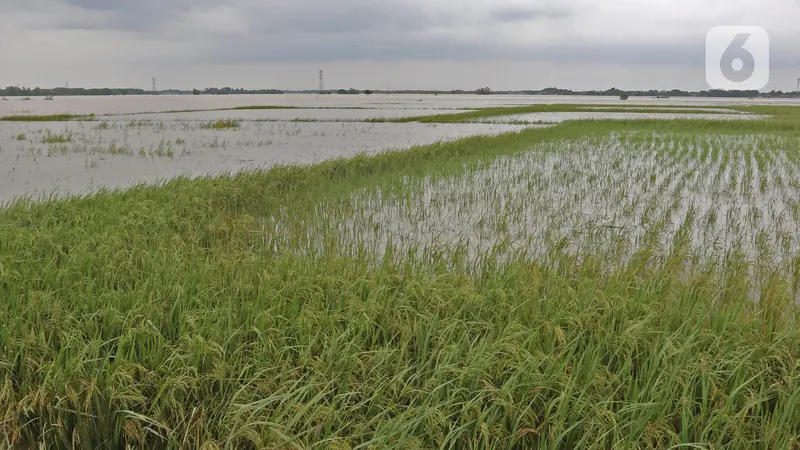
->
[2,107,800,448]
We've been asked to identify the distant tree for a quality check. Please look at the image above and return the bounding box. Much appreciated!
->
[364,89,373,95]
[619,92,629,100]
[193,89,200,95]
[475,87,492,95]
[337,89,347,94]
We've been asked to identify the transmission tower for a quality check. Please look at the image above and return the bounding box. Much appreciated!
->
[796,77,799,92]
[318,70,325,93]
[152,77,157,95]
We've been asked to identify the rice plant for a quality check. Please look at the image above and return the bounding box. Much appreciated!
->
[201,118,241,130]
[2,110,800,448]
[40,131,72,144]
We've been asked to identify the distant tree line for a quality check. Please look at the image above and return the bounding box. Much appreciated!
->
[4,85,798,99]
[0,86,285,97]
[532,87,772,98]
[199,87,283,95]
[1,86,147,96]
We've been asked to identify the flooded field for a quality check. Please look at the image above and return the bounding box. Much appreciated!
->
[0,94,775,202]
[481,111,762,123]
[0,120,527,202]
[111,108,473,122]
[271,132,800,276]
[3,93,800,116]
[5,98,800,448]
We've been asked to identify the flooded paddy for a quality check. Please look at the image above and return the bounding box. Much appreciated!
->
[110,108,473,122]
[479,111,762,124]
[5,95,800,448]
[0,119,527,202]
[270,132,800,277]
[3,93,800,117]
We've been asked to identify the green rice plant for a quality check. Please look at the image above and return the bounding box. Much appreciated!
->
[40,131,72,144]
[230,105,299,110]
[201,118,241,129]
[15,133,25,141]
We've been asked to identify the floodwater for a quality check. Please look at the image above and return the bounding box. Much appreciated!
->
[0,120,528,203]
[271,133,800,273]
[3,94,800,116]
[482,111,763,124]
[110,108,470,122]
[0,94,777,203]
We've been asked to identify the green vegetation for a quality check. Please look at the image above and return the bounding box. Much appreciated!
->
[1,114,92,122]
[230,105,299,110]
[376,103,760,123]
[201,118,241,129]
[3,107,800,448]
[40,131,72,144]
[15,133,26,141]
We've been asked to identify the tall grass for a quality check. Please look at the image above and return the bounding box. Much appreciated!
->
[0,114,92,122]
[2,115,800,448]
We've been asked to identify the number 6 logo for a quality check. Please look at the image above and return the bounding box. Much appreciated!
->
[706,26,769,90]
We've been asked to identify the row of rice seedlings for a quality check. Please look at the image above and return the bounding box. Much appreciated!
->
[269,133,800,285]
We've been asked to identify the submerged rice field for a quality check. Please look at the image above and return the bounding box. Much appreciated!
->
[2,99,800,448]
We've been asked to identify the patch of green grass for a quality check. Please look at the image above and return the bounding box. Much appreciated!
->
[40,131,72,144]
[200,118,241,129]
[379,103,752,123]
[1,114,93,122]
[15,133,26,141]
[230,105,300,110]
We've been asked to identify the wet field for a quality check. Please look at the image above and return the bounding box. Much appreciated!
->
[0,94,780,202]
[5,96,800,448]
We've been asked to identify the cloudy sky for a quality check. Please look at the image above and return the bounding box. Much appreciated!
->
[1,0,799,91]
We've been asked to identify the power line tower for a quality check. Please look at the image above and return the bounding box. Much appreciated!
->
[318,70,325,93]
[796,77,799,92]
[152,77,157,95]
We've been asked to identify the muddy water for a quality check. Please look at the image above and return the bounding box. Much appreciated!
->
[0,120,530,203]
[3,94,800,117]
[480,112,764,123]
[110,108,470,122]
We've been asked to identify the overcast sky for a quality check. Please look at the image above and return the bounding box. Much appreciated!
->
[1,0,799,91]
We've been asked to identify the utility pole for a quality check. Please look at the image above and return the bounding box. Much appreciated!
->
[152,77,157,95]
[318,70,325,93]
[796,77,799,92]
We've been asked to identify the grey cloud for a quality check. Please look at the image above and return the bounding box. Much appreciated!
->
[54,0,212,31]
[10,0,800,75]
[47,0,437,34]
[490,6,571,22]
[249,0,437,35]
